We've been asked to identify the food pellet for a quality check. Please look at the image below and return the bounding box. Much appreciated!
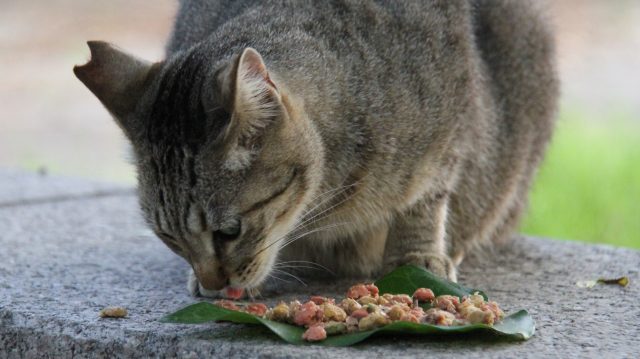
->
[99,306,128,318]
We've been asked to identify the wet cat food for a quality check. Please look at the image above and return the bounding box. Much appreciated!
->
[213,283,505,342]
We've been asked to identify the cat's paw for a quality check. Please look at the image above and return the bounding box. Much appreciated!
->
[385,252,457,282]
[187,270,222,298]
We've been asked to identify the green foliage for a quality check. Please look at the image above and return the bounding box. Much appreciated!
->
[374,264,487,300]
[522,108,640,248]
[162,265,535,346]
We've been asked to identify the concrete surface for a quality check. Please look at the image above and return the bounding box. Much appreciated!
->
[0,168,132,207]
[1,169,639,358]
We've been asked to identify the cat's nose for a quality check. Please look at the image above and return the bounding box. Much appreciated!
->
[193,262,228,290]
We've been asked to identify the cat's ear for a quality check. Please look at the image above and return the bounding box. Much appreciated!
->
[224,48,282,142]
[74,41,155,136]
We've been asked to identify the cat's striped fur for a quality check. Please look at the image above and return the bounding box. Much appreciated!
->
[74,0,558,297]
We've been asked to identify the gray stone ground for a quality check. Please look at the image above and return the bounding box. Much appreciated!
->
[1,169,639,358]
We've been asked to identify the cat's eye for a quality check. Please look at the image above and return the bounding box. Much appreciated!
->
[216,218,241,241]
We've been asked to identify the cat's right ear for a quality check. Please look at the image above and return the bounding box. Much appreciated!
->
[74,41,155,138]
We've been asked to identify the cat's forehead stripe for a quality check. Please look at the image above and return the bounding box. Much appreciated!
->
[187,154,197,188]
[143,48,231,154]
[160,149,181,235]
[150,145,202,239]
[158,187,165,206]
[146,51,209,149]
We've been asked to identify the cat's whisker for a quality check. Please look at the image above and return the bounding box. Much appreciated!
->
[273,264,335,275]
[299,182,358,218]
[273,263,326,270]
[246,287,261,300]
[271,268,307,287]
[247,181,361,255]
[251,212,335,257]
[273,264,314,270]
[276,260,328,265]
[297,176,370,224]
[291,184,358,232]
[232,218,345,276]
[241,190,339,250]
[274,260,334,274]
[256,221,348,257]
[278,222,349,251]
[267,273,290,284]
[205,106,223,113]
[264,187,351,249]
[260,191,348,252]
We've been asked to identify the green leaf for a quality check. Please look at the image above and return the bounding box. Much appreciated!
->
[162,302,308,345]
[375,265,487,299]
[161,265,535,345]
[576,276,630,288]
[321,309,535,346]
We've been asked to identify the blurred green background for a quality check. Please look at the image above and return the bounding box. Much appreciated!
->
[521,108,640,248]
[0,1,638,248]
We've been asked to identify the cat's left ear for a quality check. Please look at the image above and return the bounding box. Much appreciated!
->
[216,48,284,169]
[224,48,282,142]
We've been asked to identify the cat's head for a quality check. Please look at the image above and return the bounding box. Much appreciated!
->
[74,41,324,291]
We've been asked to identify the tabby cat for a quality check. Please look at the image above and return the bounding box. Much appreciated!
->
[74,0,558,297]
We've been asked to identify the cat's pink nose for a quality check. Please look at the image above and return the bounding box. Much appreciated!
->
[193,263,228,290]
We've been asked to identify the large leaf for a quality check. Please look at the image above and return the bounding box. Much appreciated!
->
[375,265,487,299]
[161,265,535,346]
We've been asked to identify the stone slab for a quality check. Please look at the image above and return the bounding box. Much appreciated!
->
[0,168,133,207]
[0,176,639,358]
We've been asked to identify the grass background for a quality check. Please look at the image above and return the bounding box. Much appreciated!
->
[521,107,640,248]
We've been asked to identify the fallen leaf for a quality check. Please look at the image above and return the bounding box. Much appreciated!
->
[576,276,629,288]
[597,276,629,287]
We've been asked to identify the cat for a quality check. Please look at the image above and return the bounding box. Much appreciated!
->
[74,0,558,298]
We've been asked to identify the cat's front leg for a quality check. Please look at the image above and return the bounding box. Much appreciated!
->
[383,192,457,282]
[187,269,222,298]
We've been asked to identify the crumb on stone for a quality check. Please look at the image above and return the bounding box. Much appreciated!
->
[99,306,128,318]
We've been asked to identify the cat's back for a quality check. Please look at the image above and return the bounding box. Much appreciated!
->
[168,0,257,53]
[167,0,471,56]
